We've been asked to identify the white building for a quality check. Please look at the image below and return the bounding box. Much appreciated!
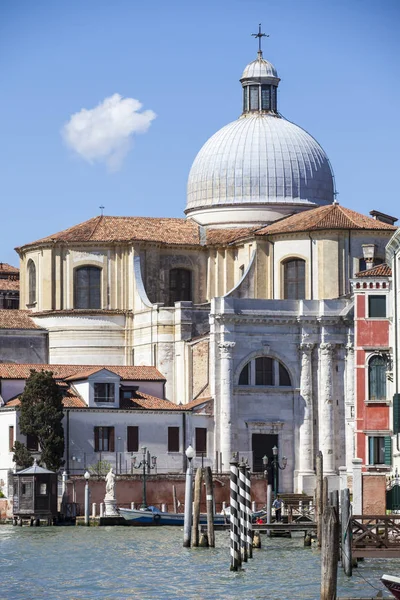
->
[8,47,398,493]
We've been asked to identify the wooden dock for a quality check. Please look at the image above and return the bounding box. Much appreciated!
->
[202,521,316,533]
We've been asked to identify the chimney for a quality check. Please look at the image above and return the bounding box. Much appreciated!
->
[362,244,376,270]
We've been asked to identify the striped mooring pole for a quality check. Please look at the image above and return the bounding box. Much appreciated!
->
[245,463,253,559]
[229,455,241,571]
[238,460,248,562]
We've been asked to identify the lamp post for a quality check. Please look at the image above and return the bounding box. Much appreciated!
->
[262,445,287,500]
[183,445,195,547]
[84,470,90,526]
[131,446,157,509]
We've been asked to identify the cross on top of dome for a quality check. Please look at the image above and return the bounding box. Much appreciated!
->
[251,23,269,58]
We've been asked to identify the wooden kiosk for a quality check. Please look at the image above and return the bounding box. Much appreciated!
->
[13,459,58,525]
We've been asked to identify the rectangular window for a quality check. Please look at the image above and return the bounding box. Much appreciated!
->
[127,426,139,453]
[261,85,270,110]
[22,482,32,496]
[94,382,115,403]
[168,427,180,452]
[9,426,14,451]
[26,433,39,451]
[249,86,259,111]
[94,426,115,452]
[368,295,386,318]
[368,436,391,465]
[255,357,274,385]
[39,483,47,495]
[195,428,207,456]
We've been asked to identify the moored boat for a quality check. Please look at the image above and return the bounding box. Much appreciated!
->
[118,505,229,526]
[381,574,400,599]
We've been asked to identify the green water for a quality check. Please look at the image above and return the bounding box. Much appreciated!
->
[0,525,397,599]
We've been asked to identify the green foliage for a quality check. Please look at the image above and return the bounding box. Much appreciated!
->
[18,370,65,471]
[0,490,4,498]
[12,441,34,470]
[89,460,112,478]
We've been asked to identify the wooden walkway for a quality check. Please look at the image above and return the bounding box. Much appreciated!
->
[203,521,316,533]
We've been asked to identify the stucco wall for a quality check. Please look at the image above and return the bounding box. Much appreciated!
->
[0,330,48,364]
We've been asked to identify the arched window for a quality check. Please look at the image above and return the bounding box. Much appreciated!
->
[368,355,386,400]
[74,266,101,309]
[169,269,192,305]
[238,357,291,387]
[27,260,36,305]
[283,259,306,299]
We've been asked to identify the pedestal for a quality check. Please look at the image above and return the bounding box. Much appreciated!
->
[104,498,119,516]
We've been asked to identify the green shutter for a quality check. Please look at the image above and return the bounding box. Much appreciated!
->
[384,436,392,465]
[394,394,400,434]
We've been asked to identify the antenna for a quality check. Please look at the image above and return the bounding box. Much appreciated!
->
[99,205,105,216]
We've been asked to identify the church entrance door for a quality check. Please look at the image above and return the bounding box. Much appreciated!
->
[252,433,278,487]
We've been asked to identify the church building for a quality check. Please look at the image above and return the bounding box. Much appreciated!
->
[13,43,397,493]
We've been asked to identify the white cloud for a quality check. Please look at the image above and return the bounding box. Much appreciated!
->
[62,94,156,171]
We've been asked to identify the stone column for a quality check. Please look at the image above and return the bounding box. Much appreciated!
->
[319,343,335,474]
[219,341,236,472]
[345,343,355,474]
[297,343,315,493]
[352,458,363,514]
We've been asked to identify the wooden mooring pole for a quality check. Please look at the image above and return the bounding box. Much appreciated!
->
[245,463,253,559]
[320,505,339,600]
[238,460,248,562]
[316,451,324,548]
[205,466,215,548]
[192,467,203,547]
[340,488,352,577]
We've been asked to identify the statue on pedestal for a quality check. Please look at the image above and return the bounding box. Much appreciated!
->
[104,467,118,517]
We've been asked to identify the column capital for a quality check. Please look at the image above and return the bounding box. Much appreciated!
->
[320,342,335,356]
[299,342,314,355]
[218,341,236,358]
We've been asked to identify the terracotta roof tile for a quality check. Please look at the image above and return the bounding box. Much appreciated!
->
[0,263,19,274]
[356,263,392,277]
[0,279,19,291]
[185,397,213,409]
[256,204,398,236]
[0,310,42,330]
[18,216,202,249]
[0,364,165,381]
[6,389,86,408]
[205,227,257,245]
[120,391,182,410]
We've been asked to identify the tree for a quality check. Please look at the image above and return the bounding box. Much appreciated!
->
[18,370,65,471]
[12,440,34,470]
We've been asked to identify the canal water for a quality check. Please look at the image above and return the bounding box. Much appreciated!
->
[0,525,398,599]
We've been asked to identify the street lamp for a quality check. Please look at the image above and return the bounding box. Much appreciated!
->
[131,446,157,510]
[263,445,287,500]
[183,445,195,547]
[84,470,90,526]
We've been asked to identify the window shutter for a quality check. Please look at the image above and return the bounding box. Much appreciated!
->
[94,427,99,452]
[394,394,400,434]
[168,427,179,452]
[9,426,14,451]
[109,427,115,452]
[127,426,139,452]
[384,436,392,465]
[195,428,207,455]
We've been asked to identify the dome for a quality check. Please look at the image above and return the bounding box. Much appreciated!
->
[241,57,278,80]
[186,114,334,225]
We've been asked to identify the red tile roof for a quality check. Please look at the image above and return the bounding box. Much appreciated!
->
[0,310,41,330]
[120,391,182,410]
[356,263,392,278]
[0,263,19,274]
[17,216,202,249]
[6,390,86,408]
[205,227,257,245]
[256,204,398,236]
[0,364,165,381]
[0,279,19,291]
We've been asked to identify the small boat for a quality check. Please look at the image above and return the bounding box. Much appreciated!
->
[381,573,400,599]
[118,505,229,526]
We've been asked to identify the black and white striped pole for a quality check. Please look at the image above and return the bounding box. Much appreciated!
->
[238,459,248,563]
[245,462,253,559]
[229,454,241,571]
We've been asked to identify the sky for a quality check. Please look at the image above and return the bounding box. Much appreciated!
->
[0,0,399,267]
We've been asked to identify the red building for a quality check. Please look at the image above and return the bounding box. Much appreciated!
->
[353,262,392,471]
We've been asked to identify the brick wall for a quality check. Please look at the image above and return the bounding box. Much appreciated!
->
[362,474,386,514]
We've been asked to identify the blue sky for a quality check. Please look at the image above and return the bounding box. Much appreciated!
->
[0,0,399,266]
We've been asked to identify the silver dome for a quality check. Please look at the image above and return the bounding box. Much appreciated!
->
[186,114,334,212]
[241,57,278,80]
